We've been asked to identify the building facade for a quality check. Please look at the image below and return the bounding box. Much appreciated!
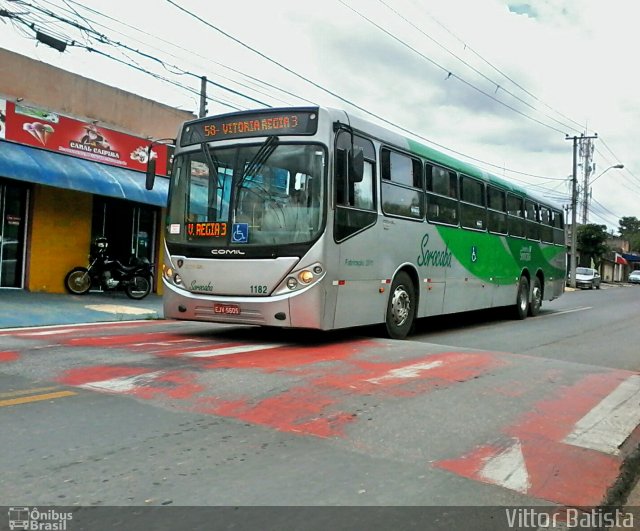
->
[0,48,194,293]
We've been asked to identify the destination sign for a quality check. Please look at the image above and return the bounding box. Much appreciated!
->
[181,109,319,146]
[186,222,227,238]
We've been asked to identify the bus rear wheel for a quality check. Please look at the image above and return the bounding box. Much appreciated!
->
[514,276,529,320]
[385,271,416,340]
[528,276,542,317]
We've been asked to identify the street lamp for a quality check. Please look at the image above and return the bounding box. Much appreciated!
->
[582,163,624,224]
[590,163,624,184]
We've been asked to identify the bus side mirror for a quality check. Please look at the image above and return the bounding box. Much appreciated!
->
[349,147,364,183]
[145,158,156,190]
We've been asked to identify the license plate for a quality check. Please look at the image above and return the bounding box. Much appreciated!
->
[214,303,241,315]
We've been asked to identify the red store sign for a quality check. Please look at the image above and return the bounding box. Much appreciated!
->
[0,99,168,175]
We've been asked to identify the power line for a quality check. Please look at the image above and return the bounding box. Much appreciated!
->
[337,0,568,136]
[58,0,315,106]
[165,0,568,183]
[375,0,582,135]
[11,0,273,108]
[405,0,586,132]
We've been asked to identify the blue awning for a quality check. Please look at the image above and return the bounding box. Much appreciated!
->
[0,140,168,206]
[621,253,640,263]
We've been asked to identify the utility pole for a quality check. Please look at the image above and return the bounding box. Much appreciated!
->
[580,136,595,224]
[199,76,207,118]
[566,133,597,288]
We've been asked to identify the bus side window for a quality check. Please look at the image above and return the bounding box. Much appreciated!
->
[507,194,525,238]
[487,185,507,234]
[552,210,565,245]
[525,200,540,241]
[540,206,553,243]
[460,175,486,231]
[426,164,459,225]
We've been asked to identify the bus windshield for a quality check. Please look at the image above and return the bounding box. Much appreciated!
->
[167,142,326,247]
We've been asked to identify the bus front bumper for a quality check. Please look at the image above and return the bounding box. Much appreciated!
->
[162,280,326,329]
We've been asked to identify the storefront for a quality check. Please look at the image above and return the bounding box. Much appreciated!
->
[0,98,170,293]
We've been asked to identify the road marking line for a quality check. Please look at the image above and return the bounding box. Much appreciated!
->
[0,390,77,407]
[16,329,83,336]
[563,375,640,455]
[84,304,157,315]
[540,306,592,318]
[78,371,165,393]
[0,320,178,334]
[184,344,286,358]
[367,361,444,384]
[479,440,530,494]
[0,386,61,399]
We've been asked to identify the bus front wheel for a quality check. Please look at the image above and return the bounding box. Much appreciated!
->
[385,271,416,340]
[514,276,530,320]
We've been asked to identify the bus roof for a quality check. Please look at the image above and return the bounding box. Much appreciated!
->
[331,107,562,210]
[182,106,562,211]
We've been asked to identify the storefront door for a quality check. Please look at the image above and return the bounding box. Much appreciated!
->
[91,197,156,264]
[0,179,28,288]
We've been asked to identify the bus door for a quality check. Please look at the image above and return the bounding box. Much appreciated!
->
[332,133,382,328]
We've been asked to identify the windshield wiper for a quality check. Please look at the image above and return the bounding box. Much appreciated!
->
[235,136,279,192]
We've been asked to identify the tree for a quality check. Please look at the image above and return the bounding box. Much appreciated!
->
[618,216,640,252]
[577,224,609,268]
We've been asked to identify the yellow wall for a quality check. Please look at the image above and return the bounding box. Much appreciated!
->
[28,185,92,293]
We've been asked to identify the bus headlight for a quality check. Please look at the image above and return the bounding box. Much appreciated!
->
[276,262,325,295]
[298,270,314,284]
[174,274,183,285]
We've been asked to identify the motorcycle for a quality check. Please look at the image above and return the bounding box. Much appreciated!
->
[64,237,153,300]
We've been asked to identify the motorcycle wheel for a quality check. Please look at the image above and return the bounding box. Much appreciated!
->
[64,267,92,295]
[125,275,151,300]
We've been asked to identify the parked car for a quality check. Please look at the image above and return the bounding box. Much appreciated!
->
[574,267,601,289]
[629,270,640,285]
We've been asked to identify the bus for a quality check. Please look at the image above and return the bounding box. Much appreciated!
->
[146,106,566,339]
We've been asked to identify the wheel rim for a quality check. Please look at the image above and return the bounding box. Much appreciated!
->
[519,284,528,312]
[390,285,411,327]
[130,277,150,297]
[68,271,90,293]
[531,285,542,312]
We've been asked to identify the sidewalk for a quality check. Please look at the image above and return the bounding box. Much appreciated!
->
[0,289,163,329]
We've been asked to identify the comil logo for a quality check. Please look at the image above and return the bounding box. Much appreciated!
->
[8,507,73,530]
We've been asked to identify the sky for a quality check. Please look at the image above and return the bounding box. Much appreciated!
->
[1,0,638,232]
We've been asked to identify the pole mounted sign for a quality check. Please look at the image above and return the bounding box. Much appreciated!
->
[0,99,169,175]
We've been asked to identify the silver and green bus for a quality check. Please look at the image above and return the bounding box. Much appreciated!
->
[147,106,566,339]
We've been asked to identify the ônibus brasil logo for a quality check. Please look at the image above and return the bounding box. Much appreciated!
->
[8,507,73,530]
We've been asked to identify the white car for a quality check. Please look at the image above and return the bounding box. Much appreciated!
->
[574,267,601,290]
[628,270,640,285]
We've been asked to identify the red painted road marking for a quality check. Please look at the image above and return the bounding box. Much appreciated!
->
[0,351,19,363]
[435,370,639,506]
[203,387,356,439]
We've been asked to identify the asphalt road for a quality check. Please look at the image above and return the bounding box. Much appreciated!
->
[0,287,638,530]
[409,284,640,371]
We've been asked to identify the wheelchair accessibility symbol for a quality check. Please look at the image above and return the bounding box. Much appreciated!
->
[231,223,249,243]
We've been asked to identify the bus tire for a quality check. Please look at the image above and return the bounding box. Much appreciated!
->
[528,276,542,317]
[514,276,529,320]
[385,271,416,340]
